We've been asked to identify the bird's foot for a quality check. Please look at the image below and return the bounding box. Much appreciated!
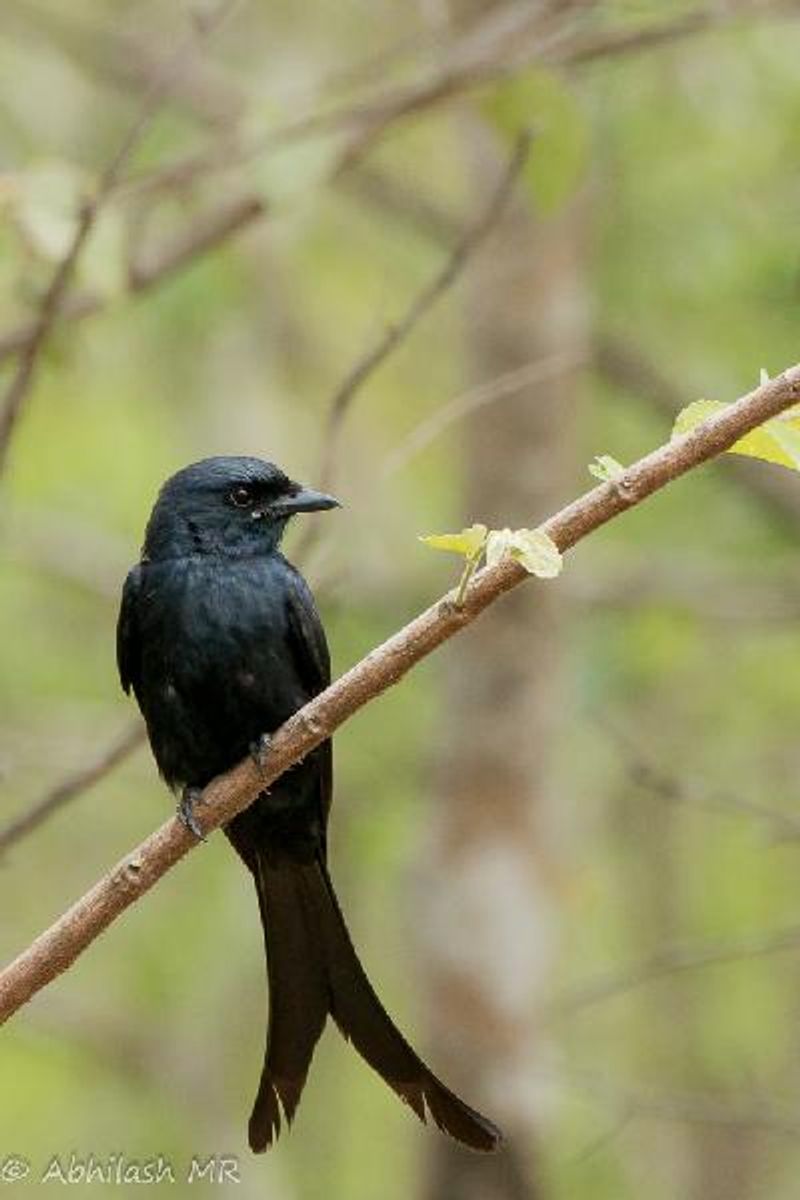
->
[178,786,207,841]
[250,733,272,773]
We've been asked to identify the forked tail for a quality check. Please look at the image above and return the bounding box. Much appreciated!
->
[249,852,502,1153]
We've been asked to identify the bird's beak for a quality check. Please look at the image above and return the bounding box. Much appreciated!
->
[272,486,341,517]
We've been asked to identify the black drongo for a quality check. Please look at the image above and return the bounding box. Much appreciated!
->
[116,456,501,1153]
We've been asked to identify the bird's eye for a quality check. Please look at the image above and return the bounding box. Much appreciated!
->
[229,486,254,508]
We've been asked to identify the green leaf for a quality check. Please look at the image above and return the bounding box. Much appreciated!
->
[673,399,800,472]
[483,69,588,213]
[509,528,562,578]
[485,527,514,568]
[589,454,626,482]
[672,399,726,437]
[486,527,562,578]
[419,523,488,558]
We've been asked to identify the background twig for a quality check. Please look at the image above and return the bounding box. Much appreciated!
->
[0,724,145,858]
[0,0,242,475]
[295,130,532,564]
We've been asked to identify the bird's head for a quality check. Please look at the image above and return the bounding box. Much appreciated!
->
[142,456,339,561]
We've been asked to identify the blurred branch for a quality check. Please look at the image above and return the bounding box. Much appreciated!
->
[0,195,266,366]
[113,0,568,197]
[3,0,244,127]
[1,362,800,1022]
[342,164,460,247]
[321,130,530,480]
[125,194,264,289]
[555,923,800,1018]
[0,0,243,475]
[380,350,586,479]
[0,724,145,858]
[117,0,794,199]
[568,558,800,623]
[603,716,800,836]
[4,509,135,599]
[559,6,740,66]
[596,333,800,533]
[559,1065,800,1137]
[294,130,532,562]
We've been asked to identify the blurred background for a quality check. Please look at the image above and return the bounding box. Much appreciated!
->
[3,1,800,1197]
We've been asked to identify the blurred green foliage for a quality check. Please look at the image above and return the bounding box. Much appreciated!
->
[3,3,800,1198]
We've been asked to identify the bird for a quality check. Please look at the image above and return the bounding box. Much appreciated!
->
[116,455,502,1154]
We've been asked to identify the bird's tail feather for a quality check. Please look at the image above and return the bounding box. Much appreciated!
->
[249,854,329,1150]
[249,851,502,1154]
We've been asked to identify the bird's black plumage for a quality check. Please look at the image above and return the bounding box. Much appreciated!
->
[117,455,502,1153]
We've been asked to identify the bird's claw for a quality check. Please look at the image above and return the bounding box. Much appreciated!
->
[250,733,272,772]
[178,786,207,841]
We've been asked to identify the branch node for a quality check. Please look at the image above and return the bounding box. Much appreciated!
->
[300,711,325,738]
[611,473,639,504]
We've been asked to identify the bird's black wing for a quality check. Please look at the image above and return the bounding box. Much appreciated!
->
[117,565,143,698]
[283,562,333,826]
[283,562,331,695]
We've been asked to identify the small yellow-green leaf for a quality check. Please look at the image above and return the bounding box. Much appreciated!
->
[768,421,800,469]
[509,528,562,578]
[486,527,562,578]
[672,399,726,437]
[673,400,800,472]
[589,454,625,482]
[419,523,488,558]
[485,528,514,569]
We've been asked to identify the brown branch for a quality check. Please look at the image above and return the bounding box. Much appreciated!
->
[1,362,800,1023]
[0,0,242,474]
[0,724,145,858]
[595,333,800,533]
[125,194,265,291]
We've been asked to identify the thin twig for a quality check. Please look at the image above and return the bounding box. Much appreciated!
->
[126,194,265,290]
[293,131,532,566]
[555,1064,800,1137]
[554,922,800,1019]
[0,0,242,475]
[0,361,799,1023]
[380,351,585,479]
[0,724,146,858]
[600,715,800,837]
